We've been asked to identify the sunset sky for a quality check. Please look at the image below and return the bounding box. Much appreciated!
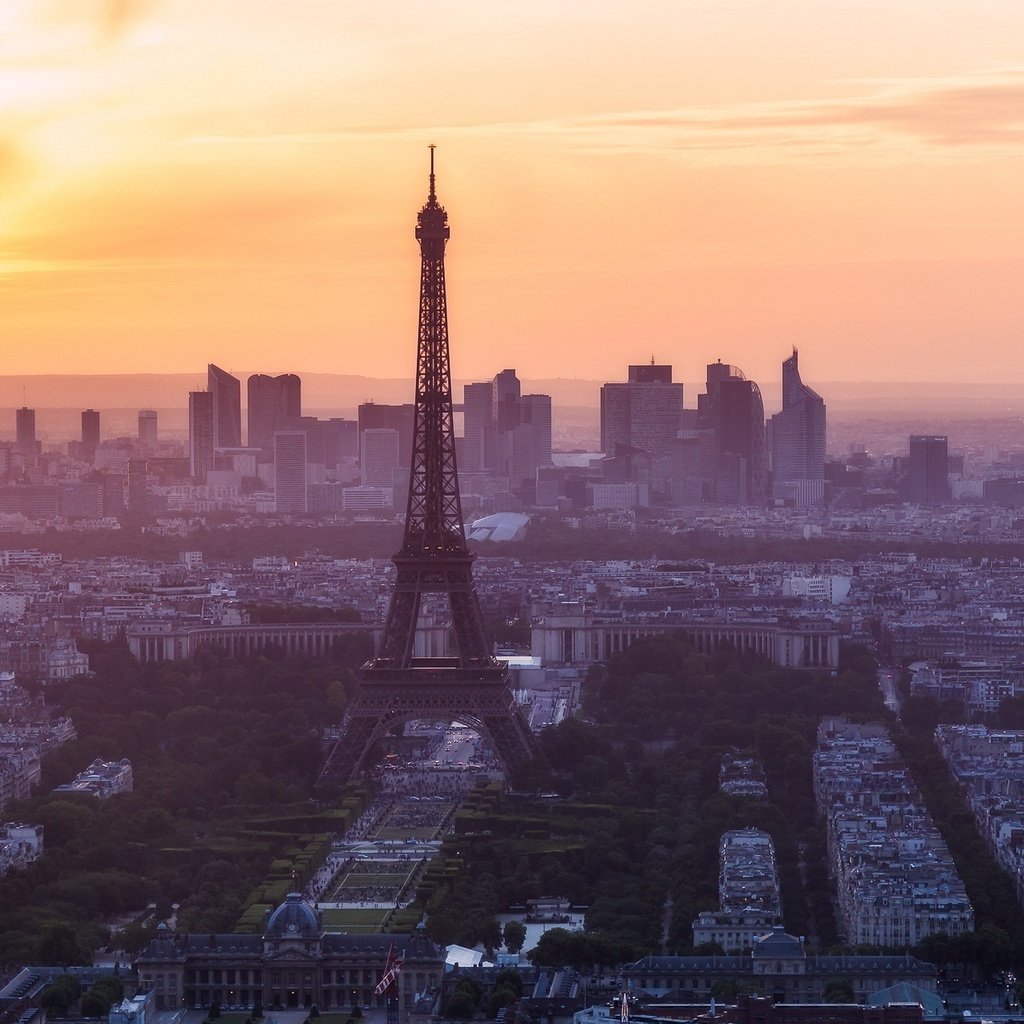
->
[2,1,1023,387]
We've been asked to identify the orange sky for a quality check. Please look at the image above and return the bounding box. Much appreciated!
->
[2,0,1024,386]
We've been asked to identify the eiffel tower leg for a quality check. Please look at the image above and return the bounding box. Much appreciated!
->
[319,706,381,785]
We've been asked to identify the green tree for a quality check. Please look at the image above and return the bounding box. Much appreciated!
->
[502,920,527,955]
[445,991,476,1020]
[36,925,89,967]
[41,981,77,1016]
[494,968,523,996]
[480,917,502,959]
[823,979,855,1003]
[81,991,112,1017]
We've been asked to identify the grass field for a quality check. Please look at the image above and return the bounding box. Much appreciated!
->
[321,907,391,931]
[323,864,415,903]
[372,826,442,840]
[336,873,407,886]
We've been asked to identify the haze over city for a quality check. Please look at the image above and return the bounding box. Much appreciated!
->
[3,1,1024,383]
[7,6,1024,1024]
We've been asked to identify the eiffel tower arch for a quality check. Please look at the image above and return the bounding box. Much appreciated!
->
[320,150,539,786]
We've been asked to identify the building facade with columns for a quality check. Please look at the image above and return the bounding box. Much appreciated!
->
[135,895,444,1018]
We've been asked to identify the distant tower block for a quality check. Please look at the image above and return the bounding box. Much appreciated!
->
[188,391,215,481]
[15,407,36,457]
[248,373,301,451]
[208,364,242,449]
[81,409,100,448]
[138,409,158,444]
[274,430,308,514]
[320,151,538,785]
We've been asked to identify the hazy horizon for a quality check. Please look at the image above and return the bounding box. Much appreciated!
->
[2,4,1024,385]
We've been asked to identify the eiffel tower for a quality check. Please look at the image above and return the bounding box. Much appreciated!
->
[320,150,539,784]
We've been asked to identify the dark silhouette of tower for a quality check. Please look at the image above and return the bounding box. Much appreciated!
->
[770,348,826,506]
[248,373,301,451]
[188,391,215,481]
[908,435,949,504]
[208,364,242,449]
[697,361,767,504]
[320,151,538,785]
[15,407,36,458]
[81,409,100,448]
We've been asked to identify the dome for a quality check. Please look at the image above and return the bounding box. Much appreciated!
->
[467,512,530,543]
[266,893,321,938]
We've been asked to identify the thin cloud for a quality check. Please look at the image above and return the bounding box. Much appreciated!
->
[180,71,1024,162]
[98,0,149,42]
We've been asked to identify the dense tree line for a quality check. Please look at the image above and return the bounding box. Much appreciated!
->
[0,638,370,969]
[29,517,1024,566]
[420,638,886,967]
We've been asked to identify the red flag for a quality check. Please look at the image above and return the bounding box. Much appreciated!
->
[375,942,401,996]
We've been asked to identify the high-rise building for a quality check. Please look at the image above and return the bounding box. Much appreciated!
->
[101,473,125,519]
[15,407,36,457]
[274,430,307,514]
[127,460,149,522]
[908,435,949,504]
[138,410,158,445]
[248,373,301,451]
[360,428,401,486]
[357,403,415,467]
[462,381,494,473]
[188,391,215,481]
[208,364,242,449]
[600,364,684,498]
[770,349,826,506]
[460,372,552,493]
[295,417,358,469]
[492,369,521,433]
[697,361,767,504]
[81,409,100,448]
[520,394,552,469]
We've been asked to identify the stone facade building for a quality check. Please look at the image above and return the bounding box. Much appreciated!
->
[135,894,444,1018]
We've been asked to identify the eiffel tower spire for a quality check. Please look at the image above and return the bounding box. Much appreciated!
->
[319,151,538,785]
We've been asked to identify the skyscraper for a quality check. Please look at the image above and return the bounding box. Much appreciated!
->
[492,369,521,434]
[357,403,416,467]
[188,391,215,481]
[138,410,158,445]
[208,364,242,449]
[600,364,684,498]
[127,460,149,522]
[460,372,551,493]
[908,435,949,504]
[360,428,401,486]
[520,393,552,469]
[770,349,826,506]
[81,409,100,448]
[697,361,767,504]
[274,430,307,513]
[15,407,35,454]
[462,381,494,473]
[248,373,301,451]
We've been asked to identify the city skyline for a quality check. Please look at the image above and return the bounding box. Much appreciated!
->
[2,2,1023,384]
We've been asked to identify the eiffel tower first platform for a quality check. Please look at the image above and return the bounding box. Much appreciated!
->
[319,150,539,785]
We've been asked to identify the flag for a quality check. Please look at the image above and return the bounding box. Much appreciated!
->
[375,942,401,996]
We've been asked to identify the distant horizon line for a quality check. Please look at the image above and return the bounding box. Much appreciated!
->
[1,372,1022,387]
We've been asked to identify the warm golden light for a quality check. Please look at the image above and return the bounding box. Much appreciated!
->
[1,0,1023,384]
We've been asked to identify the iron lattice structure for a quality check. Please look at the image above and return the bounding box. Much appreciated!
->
[320,151,538,784]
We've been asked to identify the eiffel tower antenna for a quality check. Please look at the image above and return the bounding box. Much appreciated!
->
[320,150,538,785]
